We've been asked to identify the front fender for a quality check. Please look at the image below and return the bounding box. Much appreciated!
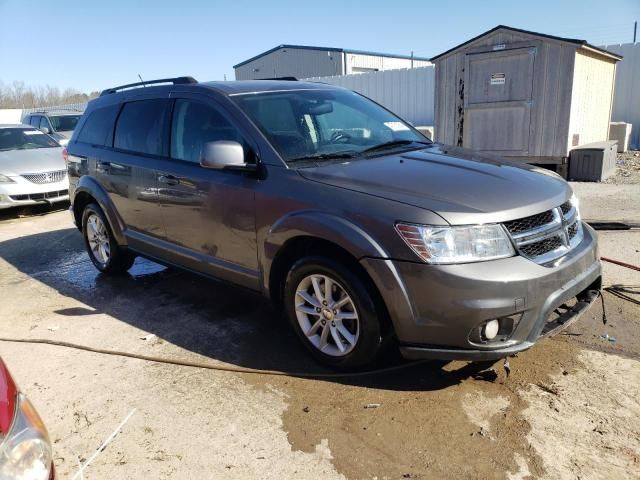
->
[74,176,127,246]
[261,210,389,291]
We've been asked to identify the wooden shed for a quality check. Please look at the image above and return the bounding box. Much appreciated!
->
[432,25,621,171]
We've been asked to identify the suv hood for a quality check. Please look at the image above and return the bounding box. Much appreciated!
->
[0,147,65,176]
[297,144,571,225]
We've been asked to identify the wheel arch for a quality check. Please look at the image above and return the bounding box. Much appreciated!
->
[263,211,391,316]
[73,176,127,245]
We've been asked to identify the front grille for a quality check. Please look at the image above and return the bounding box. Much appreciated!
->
[504,210,554,234]
[21,170,66,184]
[520,235,563,257]
[9,189,68,201]
[568,222,578,239]
[503,201,583,265]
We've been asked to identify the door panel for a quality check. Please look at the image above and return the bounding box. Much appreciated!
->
[156,96,258,284]
[464,47,536,155]
[95,149,163,238]
[103,97,172,239]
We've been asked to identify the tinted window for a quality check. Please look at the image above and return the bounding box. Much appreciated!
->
[29,116,40,127]
[114,99,170,156]
[39,117,50,130]
[50,115,81,132]
[170,99,243,163]
[0,128,59,151]
[76,104,120,146]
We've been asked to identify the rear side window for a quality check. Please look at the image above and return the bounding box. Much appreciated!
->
[77,104,120,146]
[114,99,171,156]
[170,99,244,163]
[29,116,40,127]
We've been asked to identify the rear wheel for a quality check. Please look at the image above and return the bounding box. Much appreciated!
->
[82,203,135,274]
[284,256,387,369]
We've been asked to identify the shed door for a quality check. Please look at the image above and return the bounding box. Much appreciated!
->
[463,47,536,155]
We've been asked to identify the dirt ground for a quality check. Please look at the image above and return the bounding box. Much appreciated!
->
[0,191,638,479]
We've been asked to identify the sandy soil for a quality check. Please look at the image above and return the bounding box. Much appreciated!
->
[0,201,638,479]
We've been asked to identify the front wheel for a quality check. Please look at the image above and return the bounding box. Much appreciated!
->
[82,203,135,274]
[284,256,387,370]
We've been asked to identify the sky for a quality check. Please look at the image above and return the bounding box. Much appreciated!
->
[0,0,638,93]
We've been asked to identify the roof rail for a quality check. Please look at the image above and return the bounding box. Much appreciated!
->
[100,76,198,96]
[258,77,298,81]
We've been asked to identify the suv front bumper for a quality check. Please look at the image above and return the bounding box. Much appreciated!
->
[361,222,601,361]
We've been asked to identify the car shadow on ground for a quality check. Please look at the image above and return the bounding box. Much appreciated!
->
[0,201,70,221]
[0,227,498,392]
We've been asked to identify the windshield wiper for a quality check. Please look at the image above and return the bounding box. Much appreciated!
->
[288,151,360,163]
[361,139,430,155]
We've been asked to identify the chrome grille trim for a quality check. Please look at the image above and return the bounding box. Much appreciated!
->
[21,170,67,184]
[503,202,583,265]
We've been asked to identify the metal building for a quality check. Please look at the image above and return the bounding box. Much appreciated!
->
[233,44,431,80]
[432,25,621,171]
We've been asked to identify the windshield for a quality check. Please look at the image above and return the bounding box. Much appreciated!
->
[49,115,81,132]
[234,89,430,165]
[0,128,60,151]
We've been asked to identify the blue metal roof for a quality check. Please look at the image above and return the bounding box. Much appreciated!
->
[233,44,431,68]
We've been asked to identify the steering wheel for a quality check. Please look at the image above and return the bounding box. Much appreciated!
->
[329,131,352,144]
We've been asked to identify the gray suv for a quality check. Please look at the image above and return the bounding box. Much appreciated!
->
[66,77,601,369]
[23,111,83,146]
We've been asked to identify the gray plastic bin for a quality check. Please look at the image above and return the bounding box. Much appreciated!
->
[569,141,617,182]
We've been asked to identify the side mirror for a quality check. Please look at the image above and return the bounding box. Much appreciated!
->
[40,127,51,134]
[200,141,256,172]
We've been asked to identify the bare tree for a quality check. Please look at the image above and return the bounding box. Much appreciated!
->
[0,82,98,108]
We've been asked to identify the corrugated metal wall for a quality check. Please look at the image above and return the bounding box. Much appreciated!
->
[345,53,431,74]
[601,42,640,148]
[235,48,344,80]
[306,66,435,126]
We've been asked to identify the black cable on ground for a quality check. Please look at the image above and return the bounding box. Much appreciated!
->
[0,337,429,379]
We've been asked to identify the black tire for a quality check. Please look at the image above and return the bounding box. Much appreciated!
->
[82,203,135,274]
[284,256,387,370]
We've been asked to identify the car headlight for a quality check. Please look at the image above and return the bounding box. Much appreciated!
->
[0,174,15,184]
[0,393,52,480]
[396,223,515,264]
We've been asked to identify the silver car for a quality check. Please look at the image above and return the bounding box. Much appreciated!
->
[22,111,82,147]
[0,125,69,210]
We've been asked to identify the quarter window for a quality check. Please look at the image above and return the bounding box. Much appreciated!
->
[114,99,171,156]
[170,99,244,163]
[76,104,121,147]
[39,117,50,131]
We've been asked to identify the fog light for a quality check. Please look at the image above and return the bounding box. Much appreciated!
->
[483,319,500,340]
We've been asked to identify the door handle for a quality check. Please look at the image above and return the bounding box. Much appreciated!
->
[96,161,111,173]
[158,174,180,186]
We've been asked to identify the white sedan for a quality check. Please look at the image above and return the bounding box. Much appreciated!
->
[0,124,69,210]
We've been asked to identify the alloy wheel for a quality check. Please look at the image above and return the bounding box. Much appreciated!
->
[294,274,360,356]
[86,213,111,264]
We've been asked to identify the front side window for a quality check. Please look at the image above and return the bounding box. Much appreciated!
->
[49,115,81,132]
[114,99,171,156]
[234,89,428,165]
[29,116,40,127]
[0,128,59,151]
[170,99,244,163]
[76,104,121,147]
